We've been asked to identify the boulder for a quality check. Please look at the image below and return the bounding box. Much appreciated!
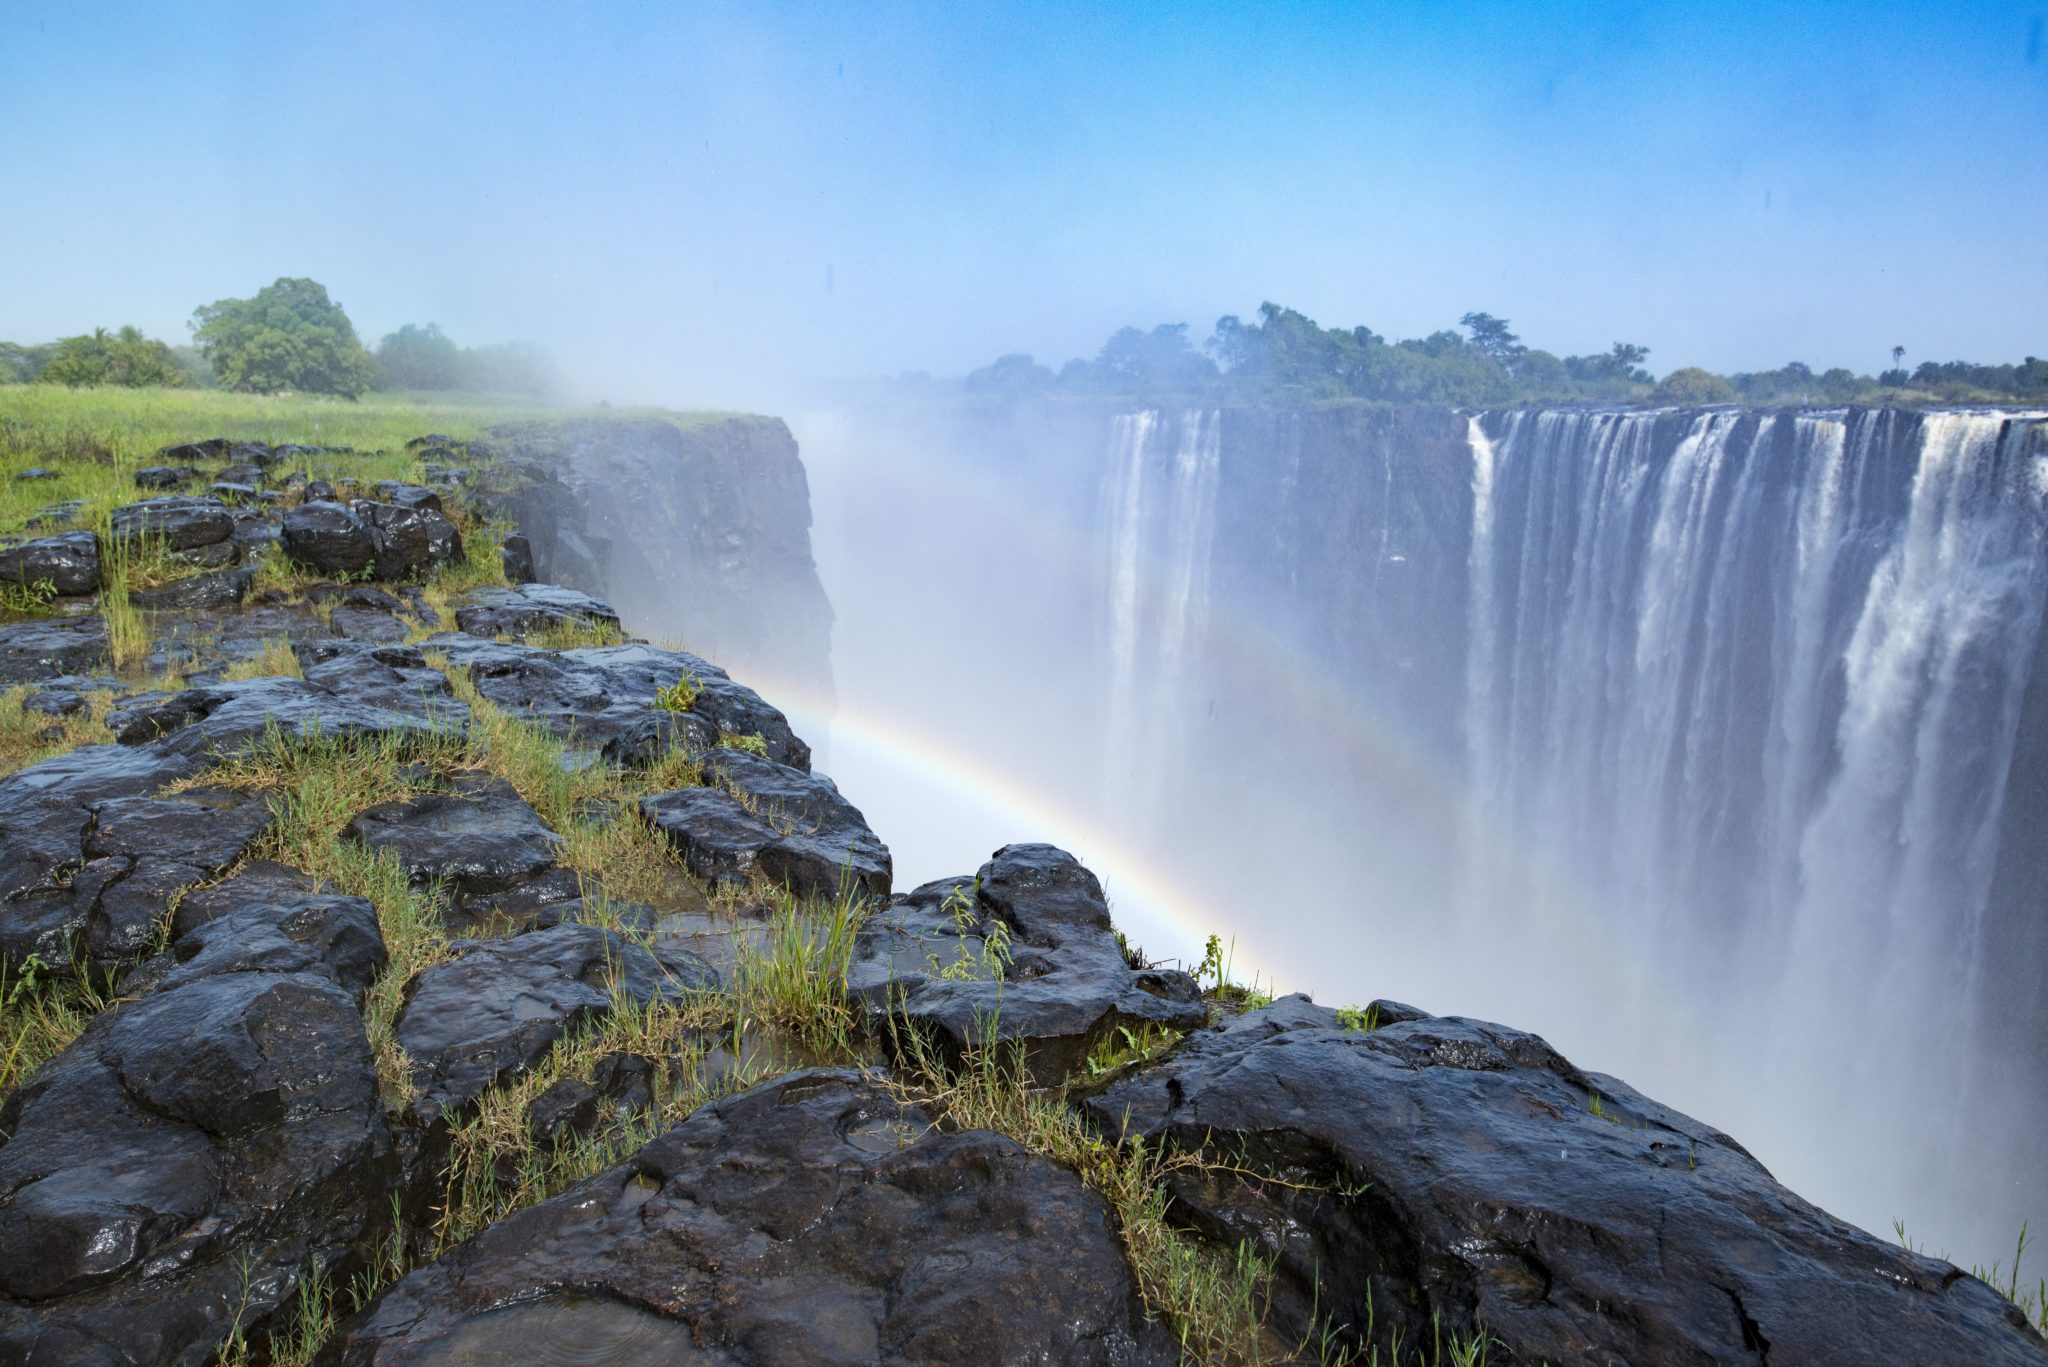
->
[133,465,197,491]
[280,501,376,578]
[0,532,100,596]
[424,635,809,770]
[0,616,111,686]
[108,496,235,555]
[127,565,255,613]
[452,583,620,639]
[135,676,463,760]
[318,1071,1174,1366]
[0,971,392,1364]
[342,771,564,904]
[499,531,534,584]
[394,922,715,1125]
[1082,997,2048,1366]
[291,639,463,722]
[169,859,330,939]
[356,498,461,580]
[121,891,385,1005]
[641,749,890,901]
[849,844,1205,1083]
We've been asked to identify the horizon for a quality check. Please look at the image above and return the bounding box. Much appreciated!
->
[3,3,2045,406]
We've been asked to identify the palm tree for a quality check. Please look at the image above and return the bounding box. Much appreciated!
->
[1891,345,1905,371]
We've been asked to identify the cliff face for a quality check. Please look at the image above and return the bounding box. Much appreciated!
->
[495,416,834,703]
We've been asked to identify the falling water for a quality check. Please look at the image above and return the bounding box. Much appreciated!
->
[1463,406,2048,1254]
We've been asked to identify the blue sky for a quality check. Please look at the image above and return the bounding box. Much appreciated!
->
[3,1,2044,403]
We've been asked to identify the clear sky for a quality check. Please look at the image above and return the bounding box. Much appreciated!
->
[3,1,2044,404]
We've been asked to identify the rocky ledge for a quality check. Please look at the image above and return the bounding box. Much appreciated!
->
[0,423,2041,1365]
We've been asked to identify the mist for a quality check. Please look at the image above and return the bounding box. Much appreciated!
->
[8,0,2048,1295]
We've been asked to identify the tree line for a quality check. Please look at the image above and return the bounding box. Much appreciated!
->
[0,277,559,399]
[961,303,2048,408]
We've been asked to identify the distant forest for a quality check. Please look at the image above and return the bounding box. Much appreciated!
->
[955,304,2048,408]
[0,278,557,400]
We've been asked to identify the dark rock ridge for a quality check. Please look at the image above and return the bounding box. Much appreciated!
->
[1084,995,2048,1365]
[488,415,835,709]
[641,747,893,902]
[319,1070,1175,1366]
[0,961,391,1363]
[849,843,1205,1083]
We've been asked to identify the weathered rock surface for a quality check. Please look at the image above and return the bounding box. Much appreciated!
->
[395,922,715,1125]
[319,1070,1174,1366]
[136,675,461,758]
[128,564,256,612]
[123,890,387,1005]
[109,496,236,558]
[0,971,392,1364]
[133,464,197,491]
[281,494,461,582]
[850,844,1204,1083]
[426,634,809,769]
[642,748,891,901]
[0,531,100,596]
[452,582,620,639]
[343,771,564,904]
[1084,996,2048,1366]
[0,745,213,975]
[0,615,111,685]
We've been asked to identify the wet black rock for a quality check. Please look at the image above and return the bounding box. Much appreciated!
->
[292,639,464,721]
[0,616,111,686]
[850,844,1205,1083]
[133,465,198,491]
[0,531,101,596]
[523,1051,655,1154]
[12,468,58,482]
[445,865,585,936]
[109,496,236,556]
[394,922,715,1125]
[0,745,209,975]
[281,500,376,577]
[122,891,386,1004]
[320,1070,1174,1366]
[424,635,809,770]
[139,675,462,760]
[452,583,620,639]
[153,438,232,464]
[357,496,462,580]
[207,481,259,504]
[1083,996,2048,1366]
[642,749,890,901]
[170,859,330,939]
[499,531,534,584]
[343,771,564,903]
[0,971,392,1364]
[280,497,461,582]
[128,565,256,613]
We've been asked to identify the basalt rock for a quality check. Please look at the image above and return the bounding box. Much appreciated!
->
[394,922,716,1126]
[424,635,809,769]
[1083,996,2048,1366]
[0,971,392,1365]
[0,745,211,976]
[357,496,461,581]
[0,531,101,596]
[849,844,1205,1084]
[0,616,111,685]
[109,496,236,557]
[133,465,198,491]
[280,501,377,577]
[342,771,565,905]
[317,1070,1174,1366]
[641,749,890,901]
[133,675,463,759]
[452,583,621,639]
[128,565,256,613]
[121,890,385,1005]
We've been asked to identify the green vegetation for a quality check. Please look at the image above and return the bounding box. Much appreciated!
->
[374,323,559,398]
[191,277,380,398]
[654,670,702,712]
[36,326,194,388]
[0,952,111,1094]
[962,303,2048,409]
[0,683,113,778]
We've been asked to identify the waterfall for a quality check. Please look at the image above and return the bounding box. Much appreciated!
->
[1098,410,1222,824]
[1463,406,2048,1252]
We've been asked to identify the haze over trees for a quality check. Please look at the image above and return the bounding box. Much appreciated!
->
[1,278,558,399]
[964,302,2048,408]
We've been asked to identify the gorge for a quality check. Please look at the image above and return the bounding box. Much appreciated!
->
[790,399,2048,1269]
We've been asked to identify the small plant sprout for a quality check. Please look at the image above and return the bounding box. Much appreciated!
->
[655,671,702,712]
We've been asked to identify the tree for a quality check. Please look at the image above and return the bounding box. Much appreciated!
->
[35,326,192,388]
[965,353,1056,395]
[376,323,462,390]
[1459,312,1526,370]
[1653,367,1738,405]
[190,277,377,397]
[1891,345,1905,370]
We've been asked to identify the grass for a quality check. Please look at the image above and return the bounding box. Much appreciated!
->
[0,683,113,777]
[527,615,624,650]
[0,953,112,1094]
[219,636,305,681]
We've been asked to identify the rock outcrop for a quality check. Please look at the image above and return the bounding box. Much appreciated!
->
[319,1070,1175,1366]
